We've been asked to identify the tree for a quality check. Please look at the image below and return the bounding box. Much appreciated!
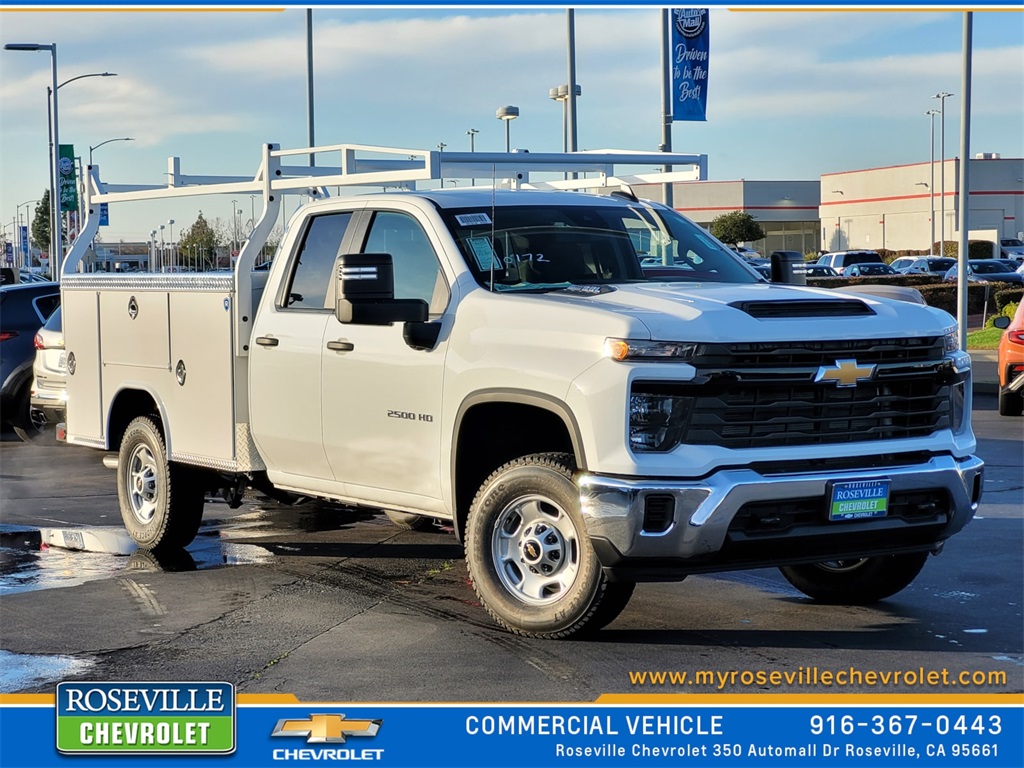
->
[709,211,766,246]
[31,190,52,255]
[178,211,220,270]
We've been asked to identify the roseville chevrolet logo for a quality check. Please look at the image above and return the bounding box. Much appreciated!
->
[271,714,382,744]
[814,359,877,388]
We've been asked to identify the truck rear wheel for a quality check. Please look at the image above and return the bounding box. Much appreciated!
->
[779,552,929,604]
[117,416,205,552]
[465,453,632,638]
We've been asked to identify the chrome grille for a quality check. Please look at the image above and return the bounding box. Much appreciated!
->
[633,338,957,450]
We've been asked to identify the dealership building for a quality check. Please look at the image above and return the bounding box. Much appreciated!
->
[638,155,1023,256]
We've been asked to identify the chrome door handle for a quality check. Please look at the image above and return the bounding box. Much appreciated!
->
[326,340,354,352]
[255,336,279,347]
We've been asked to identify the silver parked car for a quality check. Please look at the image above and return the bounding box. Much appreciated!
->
[30,305,66,431]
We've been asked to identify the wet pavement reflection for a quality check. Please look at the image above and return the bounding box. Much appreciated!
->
[0,497,390,596]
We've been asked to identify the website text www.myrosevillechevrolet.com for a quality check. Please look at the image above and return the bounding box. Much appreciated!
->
[628,668,1008,691]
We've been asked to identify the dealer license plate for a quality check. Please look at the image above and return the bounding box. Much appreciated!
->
[828,478,890,521]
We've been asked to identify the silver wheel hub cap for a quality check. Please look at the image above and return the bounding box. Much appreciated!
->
[127,444,159,525]
[816,558,868,573]
[492,494,581,605]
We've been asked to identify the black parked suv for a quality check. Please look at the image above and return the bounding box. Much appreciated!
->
[1,282,60,441]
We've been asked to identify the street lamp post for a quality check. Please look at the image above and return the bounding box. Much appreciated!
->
[4,43,59,278]
[4,42,118,280]
[88,136,134,166]
[548,84,582,154]
[933,92,953,258]
[16,199,38,268]
[496,106,520,152]
[925,109,939,252]
[466,128,479,152]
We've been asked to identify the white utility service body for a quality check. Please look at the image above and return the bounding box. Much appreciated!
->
[59,143,984,638]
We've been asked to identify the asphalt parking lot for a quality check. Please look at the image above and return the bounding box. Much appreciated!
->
[0,394,1021,700]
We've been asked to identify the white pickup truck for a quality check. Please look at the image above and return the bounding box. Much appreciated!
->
[60,144,983,638]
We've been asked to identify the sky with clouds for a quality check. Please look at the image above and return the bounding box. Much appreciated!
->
[1,7,1021,243]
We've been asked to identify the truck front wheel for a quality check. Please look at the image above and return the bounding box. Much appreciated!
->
[779,552,929,604]
[117,416,205,552]
[465,453,632,638]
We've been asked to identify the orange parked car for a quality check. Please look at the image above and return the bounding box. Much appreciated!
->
[995,302,1024,416]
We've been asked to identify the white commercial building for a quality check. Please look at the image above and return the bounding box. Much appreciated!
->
[820,156,1023,254]
[637,156,1022,257]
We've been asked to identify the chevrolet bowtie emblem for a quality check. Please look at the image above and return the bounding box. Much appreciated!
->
[814,359,876,387]
[271,714,382,743]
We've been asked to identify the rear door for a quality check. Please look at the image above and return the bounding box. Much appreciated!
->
[249,210,357,483]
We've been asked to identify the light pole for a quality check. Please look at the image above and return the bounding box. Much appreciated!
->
[466,128,479,152]
[231,199,238,255]
[88,136,133,166]
[5,43,60,278]
[16,199,38,268]
[933,92,953,258]
[925,109,939,252]
[548,84,582,153]
[496,105,519,152]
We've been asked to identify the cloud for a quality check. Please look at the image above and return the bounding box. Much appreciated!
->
[1,8,1021,232]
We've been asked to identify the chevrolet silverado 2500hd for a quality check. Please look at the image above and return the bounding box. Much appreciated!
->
[59,144,983,638]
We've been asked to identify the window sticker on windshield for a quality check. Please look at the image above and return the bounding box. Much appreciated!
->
[456,213,492,226]
[468,237,501,270]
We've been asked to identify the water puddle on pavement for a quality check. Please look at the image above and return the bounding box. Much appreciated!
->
[0,520,276,596]
[0,649,93,693]
[0,500,382,595]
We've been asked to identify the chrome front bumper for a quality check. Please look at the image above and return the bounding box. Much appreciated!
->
[578,454,984,563]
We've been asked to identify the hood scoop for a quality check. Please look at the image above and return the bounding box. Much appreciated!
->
[729,299,875,319]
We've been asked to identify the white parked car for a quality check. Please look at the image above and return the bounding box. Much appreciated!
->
[999,238,1024,260]
[29,305,66,432]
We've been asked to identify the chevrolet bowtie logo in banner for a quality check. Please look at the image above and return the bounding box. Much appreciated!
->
[271,714,382,744]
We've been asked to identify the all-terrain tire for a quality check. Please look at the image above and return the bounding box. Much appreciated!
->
[779,552,930,604]
[464,452,632,638]
[117,416,205,552]
[998,389,1023,417]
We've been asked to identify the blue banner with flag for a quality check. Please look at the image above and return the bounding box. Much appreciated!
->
[670,8,710,122]
[19,225,29,261]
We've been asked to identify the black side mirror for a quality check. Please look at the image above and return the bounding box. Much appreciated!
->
[993,316,1011,330]
[335,253,428,325]
[771,251,807,285]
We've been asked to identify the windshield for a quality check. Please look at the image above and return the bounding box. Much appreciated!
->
[972,261,1010,274]
[1001,239,1024,247]
[440,202,758,291]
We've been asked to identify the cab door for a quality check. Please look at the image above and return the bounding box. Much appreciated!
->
[249,210,357,486]
[321,208,451,510]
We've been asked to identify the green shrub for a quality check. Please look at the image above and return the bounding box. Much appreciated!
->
[808,274,944,289]
[915,283,991,315]
[931,240,997,259]
[994,287,1023,312]
[985,301,1019,328]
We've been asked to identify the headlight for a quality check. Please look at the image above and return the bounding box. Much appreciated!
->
[605,338,698,362]
[941,328,958,354]
[629,386,692,452]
